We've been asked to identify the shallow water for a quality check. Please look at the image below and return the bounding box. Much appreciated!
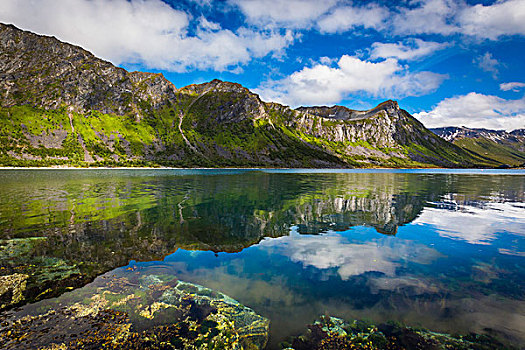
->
[0,169,524,348]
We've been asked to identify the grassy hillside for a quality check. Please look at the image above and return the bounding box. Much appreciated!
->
[454,137,525,167]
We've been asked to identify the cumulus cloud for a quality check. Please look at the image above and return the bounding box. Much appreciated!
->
[260,230,441,281]
[473,52,500,79]
[0,0,294,72]
[458,0,525,39]
[392,0,460,36]
[500,82,525,92]
[256,55,447,106]
[230,0,525,41]
[391,0,525,39]
[230,0,337,29]
[317,4,389,33]
[370,39,448,61]
[414,92,525,130]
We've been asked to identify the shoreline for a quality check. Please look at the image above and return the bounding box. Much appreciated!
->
[0,166,523,172]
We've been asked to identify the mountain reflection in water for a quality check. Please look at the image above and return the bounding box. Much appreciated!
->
[0,169,524,348]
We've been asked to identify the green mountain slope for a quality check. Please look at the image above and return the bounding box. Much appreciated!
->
[0,23,483,168]
[431,127,525,167]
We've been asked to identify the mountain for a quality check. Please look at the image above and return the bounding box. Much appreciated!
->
[431,126,525,167]
[0,23,480,168]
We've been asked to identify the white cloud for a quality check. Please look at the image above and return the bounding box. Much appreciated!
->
[413,202,525,245]
[414,92,525,130]
[260,230,441,280]
[392,0,460,36]
[458,0,525,39]
[370,39,448,61]
[231,0,337,29]
[231,0,525,41]
[0,0,294,72]
[473,52,500,79]
[500,82,525,92]
[256,55,447,106]
[317,4,389,33]
[391,0,525,39]
[198,16,221,31]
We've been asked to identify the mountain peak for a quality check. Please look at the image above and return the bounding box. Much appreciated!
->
[375,100,399,112]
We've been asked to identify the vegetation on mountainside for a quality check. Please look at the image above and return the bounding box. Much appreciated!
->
[453,138,525,167]
[2,22,521,169]
[0,99,485,169]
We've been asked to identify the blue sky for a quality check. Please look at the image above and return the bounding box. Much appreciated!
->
[1,0,524,130]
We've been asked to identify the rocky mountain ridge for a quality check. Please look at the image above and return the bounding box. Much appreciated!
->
[431,126,525,143]
[0,23,495,168]
[0,23,177,116]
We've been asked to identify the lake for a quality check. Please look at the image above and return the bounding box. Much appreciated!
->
[0,169,524,349]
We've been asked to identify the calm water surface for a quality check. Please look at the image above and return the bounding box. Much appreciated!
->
[0,169,524,348]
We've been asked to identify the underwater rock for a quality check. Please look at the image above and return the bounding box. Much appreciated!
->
[0,272,269,349]
[284,315,513,350]
[0,237,85,311]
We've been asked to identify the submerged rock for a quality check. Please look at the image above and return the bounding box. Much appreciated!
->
[0,237,84,311]
[0,272,269,349]
[284,315,513,350]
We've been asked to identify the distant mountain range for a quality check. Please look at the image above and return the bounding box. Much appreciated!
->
[431,127,525,167]
[0,23,522,168]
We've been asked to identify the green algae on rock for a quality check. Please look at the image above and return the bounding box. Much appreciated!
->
[283,315,513,350]
[0,273,28,310]
[0,271,269,350]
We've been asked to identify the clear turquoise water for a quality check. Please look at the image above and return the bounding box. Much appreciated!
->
[0,169,524,348]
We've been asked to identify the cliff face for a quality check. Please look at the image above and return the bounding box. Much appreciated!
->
[0,23,482,168]
[431,126,525,167]
[295,101,401,147]
[274,101,477,167]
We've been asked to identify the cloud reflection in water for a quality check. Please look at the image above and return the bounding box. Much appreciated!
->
[414,202,525,245]
[259,227,442,280]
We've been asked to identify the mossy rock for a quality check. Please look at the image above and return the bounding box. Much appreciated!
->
[0,271,269,350]
[285,315,514,350]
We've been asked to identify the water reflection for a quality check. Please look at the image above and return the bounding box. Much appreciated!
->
[154,224,525,347]
[259,228,443,280]
[0,170,524,348]
[415,201,525,245]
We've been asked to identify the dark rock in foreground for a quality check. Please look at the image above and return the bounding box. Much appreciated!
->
[0,272,269,350]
